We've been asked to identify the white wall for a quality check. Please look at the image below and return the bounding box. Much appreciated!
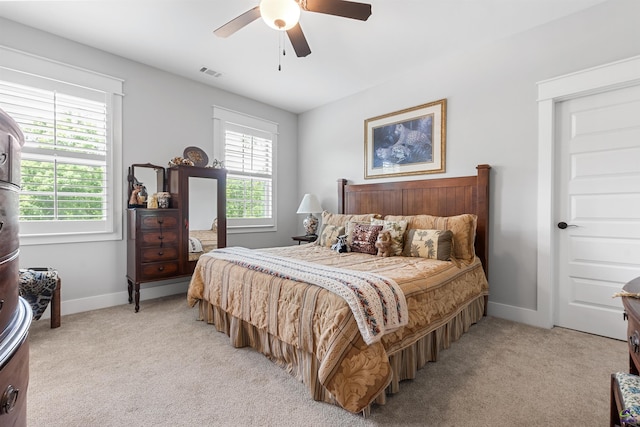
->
[1,17,299,315]
[4,0,639,325]
[297,0,640,320]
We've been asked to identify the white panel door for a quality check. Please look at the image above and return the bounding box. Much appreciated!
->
[556,84,640,340]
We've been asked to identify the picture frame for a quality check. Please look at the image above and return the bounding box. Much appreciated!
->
[364,99,446,179]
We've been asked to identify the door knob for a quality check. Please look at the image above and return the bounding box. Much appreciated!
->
[557,222,578,229]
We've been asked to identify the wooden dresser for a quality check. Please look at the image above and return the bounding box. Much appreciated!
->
[622,277,640,374]
[0,108,31,426]
[126,208,189,312]
[126,164,227,312]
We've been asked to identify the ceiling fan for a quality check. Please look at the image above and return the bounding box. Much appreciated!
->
[214,0,372,58]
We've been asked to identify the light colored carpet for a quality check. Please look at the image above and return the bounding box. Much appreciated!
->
[26,294,627,426]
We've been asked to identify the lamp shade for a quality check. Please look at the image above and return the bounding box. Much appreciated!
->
[296,193,322,214]
[260,0,301,31]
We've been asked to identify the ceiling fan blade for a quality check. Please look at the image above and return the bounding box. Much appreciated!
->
[302,0,372,21]
[214,6,261,38]
[287,23,311,57]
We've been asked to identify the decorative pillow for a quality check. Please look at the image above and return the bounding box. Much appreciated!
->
[350,223,383,255]
[320,211,380,228]
[188,237,203,253]
[386,213,477,262]
[403,229,453,260]
[371,219,408,256]
[317,224,345,247]
[345,220,373,248]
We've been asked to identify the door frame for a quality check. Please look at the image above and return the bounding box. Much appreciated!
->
[536,55,640,329]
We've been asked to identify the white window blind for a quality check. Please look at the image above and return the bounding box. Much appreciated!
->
[0,46,123,244]
[213,106,277,231]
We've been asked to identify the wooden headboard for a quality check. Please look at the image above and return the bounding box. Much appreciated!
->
[338,164,491,278]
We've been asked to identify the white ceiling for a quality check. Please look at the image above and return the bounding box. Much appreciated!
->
[0,0,607,113]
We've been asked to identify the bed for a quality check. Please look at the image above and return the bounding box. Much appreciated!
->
[188,219,218,262]
[187,164,490,415]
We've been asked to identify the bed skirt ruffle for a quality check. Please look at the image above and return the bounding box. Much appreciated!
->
[196,294,485,415]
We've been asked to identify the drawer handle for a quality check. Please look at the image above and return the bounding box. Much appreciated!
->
[157,218,164,225]
[0,221,3,231]
[0,299,3,311]
[0,153,7,166]
[158,251,164,256]
[0,385,19,414]
[158,266,164,272]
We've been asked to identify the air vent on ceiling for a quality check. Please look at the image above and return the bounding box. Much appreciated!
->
[199,67,222,78]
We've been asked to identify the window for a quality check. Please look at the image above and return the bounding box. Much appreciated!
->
[0,47,123,245]
[213,106,277,231]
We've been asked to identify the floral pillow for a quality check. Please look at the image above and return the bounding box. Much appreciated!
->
[371,219,408,256]
[403,229,453,260]
[350,223,383,255]
[386,213,477,262]
[345,220,372,248]
[317,224,345,247]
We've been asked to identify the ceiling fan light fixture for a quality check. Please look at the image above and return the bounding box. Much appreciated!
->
[260,0,300,31]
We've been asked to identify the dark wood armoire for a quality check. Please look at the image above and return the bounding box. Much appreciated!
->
[0,108,31,426]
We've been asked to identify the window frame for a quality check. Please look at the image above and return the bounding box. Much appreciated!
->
[0,46,123,245]
[213,106,277,233]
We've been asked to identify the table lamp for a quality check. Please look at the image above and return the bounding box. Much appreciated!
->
[296,193,322,236]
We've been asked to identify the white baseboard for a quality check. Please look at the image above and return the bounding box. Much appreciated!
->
[487,300,553,329]
[36,280,190,320]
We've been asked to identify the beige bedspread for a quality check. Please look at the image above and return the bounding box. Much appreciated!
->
[187,244,488,413]
[188,229,218,262]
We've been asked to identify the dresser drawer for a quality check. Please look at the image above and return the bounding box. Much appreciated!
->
[140,246,178,263]
[0,189,19,257]
[0,339,28,427]
[139,212,178,230]
[0,256,19,333]
[0,132,21,186]
[140,230,179,246]
[0,304,30,427]
[628,315,640,372]
[140,261,180,280]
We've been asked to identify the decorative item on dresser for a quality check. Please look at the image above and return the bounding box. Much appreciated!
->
[0,108,32,426]
[126,163,227,312]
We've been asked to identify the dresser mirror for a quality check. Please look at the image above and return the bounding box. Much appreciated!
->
[189,177,218,229]
[167,165,227,273]
[127,163,165,208]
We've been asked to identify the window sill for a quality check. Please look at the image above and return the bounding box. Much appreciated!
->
[19,230,122,246]
[227,225,277,234]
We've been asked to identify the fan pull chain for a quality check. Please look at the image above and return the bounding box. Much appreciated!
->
[278,31,286,71]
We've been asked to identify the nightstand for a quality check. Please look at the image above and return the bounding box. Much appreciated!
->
[292,235,317,245]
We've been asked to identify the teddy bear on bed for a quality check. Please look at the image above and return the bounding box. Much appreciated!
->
[331,234,348,253]
[375,230,393,257]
